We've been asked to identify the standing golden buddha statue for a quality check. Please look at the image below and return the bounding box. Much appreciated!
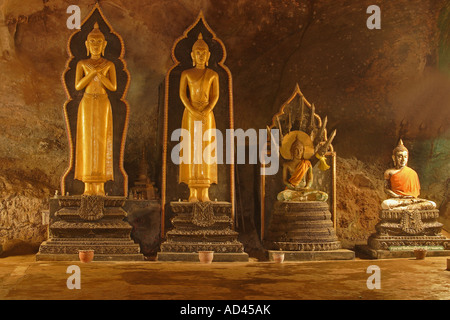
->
[179,33,219,202]
[74,22,116,196]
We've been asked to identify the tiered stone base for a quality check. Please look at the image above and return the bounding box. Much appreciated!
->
[362,209,450,259]
[264,201,354,261]
[36,196,144,261]
[157,201,249,262]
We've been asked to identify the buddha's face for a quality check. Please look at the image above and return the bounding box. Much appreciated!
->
[86,34,106,57]
[291,143,304,160]
[191,47,210,66]
[394,150,408,169]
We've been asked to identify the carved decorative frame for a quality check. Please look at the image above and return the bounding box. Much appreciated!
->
[60,4,131,197]
[161,12,235,238]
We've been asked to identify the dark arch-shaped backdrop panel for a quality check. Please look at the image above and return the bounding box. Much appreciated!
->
[161,13,235,237]
[61,4,130,197]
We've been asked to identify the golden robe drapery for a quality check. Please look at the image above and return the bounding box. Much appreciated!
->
[74,92,113,183]
[179,68,218,186]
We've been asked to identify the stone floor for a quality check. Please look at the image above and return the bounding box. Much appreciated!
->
[0,254,449,300]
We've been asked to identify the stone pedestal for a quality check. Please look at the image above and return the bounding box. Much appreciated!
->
[36,196,144,261]
[157,201,249,262]
[264,201,354,261]
[361,208,450,259]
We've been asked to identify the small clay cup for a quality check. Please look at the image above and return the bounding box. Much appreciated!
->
[272,252,285,263]
[198,251,214,264]
[78,250,94,263]
[414,248,427,260]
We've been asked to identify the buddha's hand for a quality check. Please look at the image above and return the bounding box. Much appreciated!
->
[201,108,211,117]
[95,72,103,79]
[191,110,206,122]
[86,68,98,77]
[385,189,401,198]
[285,182,295,189]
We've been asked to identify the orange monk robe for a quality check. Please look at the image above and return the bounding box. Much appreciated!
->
[390,166,420,198]
[288,160,312,186]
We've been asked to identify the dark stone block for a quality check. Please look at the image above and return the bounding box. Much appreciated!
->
[124,200,161,257]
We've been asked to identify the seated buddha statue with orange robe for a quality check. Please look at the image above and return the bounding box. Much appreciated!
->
[381,140,436,210]
[277,131,328,202]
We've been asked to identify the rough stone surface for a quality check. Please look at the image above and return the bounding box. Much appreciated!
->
[1,0,449,255]
[0,172,50,256]
[335,157,385,247]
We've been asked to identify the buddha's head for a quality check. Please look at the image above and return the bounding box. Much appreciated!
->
[392,139,408,169]
[191,33,210,67]
[85,22,107,57]
[290,137,304,160]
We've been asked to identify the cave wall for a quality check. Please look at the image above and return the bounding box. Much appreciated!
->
[0,0,449,256]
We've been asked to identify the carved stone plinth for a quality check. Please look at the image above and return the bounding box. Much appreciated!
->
[36,196,144,261]
[157,201,249,262]
[264,201,354,260]
[265,201,340,250]
[362,208,450,259]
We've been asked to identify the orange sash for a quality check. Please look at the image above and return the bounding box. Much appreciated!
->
[288,160,312,186]
[390,166,420,198]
